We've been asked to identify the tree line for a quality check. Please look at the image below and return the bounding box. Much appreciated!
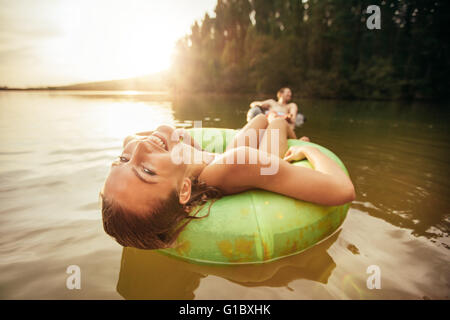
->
[170,0,449,100]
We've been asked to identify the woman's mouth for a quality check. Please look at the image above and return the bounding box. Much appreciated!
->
[148,133,168,151]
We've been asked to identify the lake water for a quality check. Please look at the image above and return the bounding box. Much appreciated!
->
[0,90,448,299]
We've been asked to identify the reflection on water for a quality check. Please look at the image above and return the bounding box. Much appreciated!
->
[117,231,340,300]
[0,91,448,299]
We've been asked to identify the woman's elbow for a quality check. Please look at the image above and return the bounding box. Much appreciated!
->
[343,183,356,203]
[319,181,355,206]
[334,182,356,205]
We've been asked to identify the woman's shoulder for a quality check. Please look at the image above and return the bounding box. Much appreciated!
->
[203,152,220,165]
[198,147,275,194]
[198,149,246,192]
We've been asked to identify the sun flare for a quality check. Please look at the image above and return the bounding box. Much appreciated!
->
[0,0,216,87]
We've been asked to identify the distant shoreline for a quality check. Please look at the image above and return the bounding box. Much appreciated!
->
[0,71,169,92]
[0,87,170,94]
[1,88,445,103]
[0,87,169,92]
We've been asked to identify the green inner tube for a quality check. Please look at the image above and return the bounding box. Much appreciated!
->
[157,128,350,265]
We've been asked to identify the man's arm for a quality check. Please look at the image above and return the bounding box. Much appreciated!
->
[250,99,275,110]
[287,103,298,122]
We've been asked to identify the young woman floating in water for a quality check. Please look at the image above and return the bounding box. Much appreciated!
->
[101,115,355,250]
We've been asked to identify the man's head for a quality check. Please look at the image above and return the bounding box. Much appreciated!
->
[277,87,292,103]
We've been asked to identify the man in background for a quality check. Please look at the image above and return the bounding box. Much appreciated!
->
[247,87,305,130]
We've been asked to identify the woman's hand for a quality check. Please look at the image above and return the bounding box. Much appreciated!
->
[279,145,356,205]
[283,146,311,162]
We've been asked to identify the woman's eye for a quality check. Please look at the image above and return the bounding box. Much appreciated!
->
[119,156,129,162]
[143,167,156,176]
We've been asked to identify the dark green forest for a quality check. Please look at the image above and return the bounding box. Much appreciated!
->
[170,0,449,100]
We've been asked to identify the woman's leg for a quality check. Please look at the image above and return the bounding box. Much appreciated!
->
[226,114,268,151]
[286,124,296,139]
[259,118,292,158]
[246,106,264,122]
[266,112,297,140]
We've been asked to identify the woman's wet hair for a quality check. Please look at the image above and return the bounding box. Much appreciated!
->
[100,178,222,250]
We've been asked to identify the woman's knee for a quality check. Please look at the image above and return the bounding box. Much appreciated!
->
[247,113,268,130]
[247,107,263,122]
[268,118,292,136]
[253,113,268,126]
[268,117,288,128]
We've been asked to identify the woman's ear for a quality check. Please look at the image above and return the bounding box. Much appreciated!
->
[178,177,192,205]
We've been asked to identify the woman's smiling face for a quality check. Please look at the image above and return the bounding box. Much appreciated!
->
[102,125,189,215]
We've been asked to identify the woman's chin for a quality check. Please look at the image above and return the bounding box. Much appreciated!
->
[156,125,175,134]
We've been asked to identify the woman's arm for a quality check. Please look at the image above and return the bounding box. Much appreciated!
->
[280,145,355,204]
[199,146,355,206]
[283,145,349,184]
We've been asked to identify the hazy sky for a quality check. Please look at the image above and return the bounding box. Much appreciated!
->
[0,0,216,87]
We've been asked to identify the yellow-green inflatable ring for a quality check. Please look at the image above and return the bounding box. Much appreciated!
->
[158,128,350,265]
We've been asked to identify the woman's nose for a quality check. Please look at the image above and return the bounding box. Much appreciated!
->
[129,140,152,162]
